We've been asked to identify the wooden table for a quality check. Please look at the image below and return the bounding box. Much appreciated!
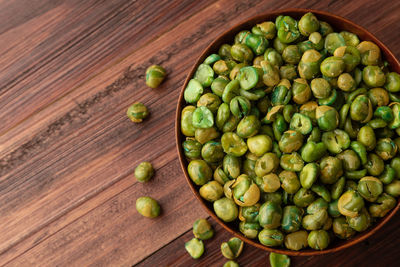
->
[0,0,399,266]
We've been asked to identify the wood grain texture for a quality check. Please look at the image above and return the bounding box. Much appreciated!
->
[0,0,399,266]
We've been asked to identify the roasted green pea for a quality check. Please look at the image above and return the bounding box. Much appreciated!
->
[282,205,303,233]
[231,43,254,63]
[300,163,319,188]
[222,156,239,181]
[334,46,361,73]
[369,88,390,107]
[293,188,315,208]
[221,132,247,157]
[279,171,301,194]
[298,49,322,79]
[204,53,221,65]
[193,219,214,240]
[183,139,202,159]
[365,153,384,176]
[299,12,320,36]
[185,238,204,259]
[221,237,244,259]
[255,153,280,177]
[195,127,220,144]
[320,56,345,78]
[264,48,283,67]
[239,221,261,239]
[259,173,281,193]
[388,103,400,129]
[283,45,301,64]
[340,31,360,47]
[136,196,161,218]
[324,33,346,54]
[357,41,381,66]
[216,103,231,130]
[192,106,214,129]
[301,141,327,163]
[320,156,343,184]
[369,193,396,217]
[337,150,360,172]
[385,180,400,197]
[284,230,308,251]
[211,76,228,97]
[283,105,297,123]
[302,208,328,231]
[357,176,383,202]
[298,40,314,53]
[134,161,154,183]
[237,66,260,90]
[363,66,386,87]
[232,174,260,206]
[280,152,304,172]
[346,208,371,232]
[292,78,311,104]
[337,73,356,92]
[279,130,304,153]
[184,79,204,104]
[239,204,260,222]
[236,115,260,138]
[223,261,240,267]
[350,94,373,123]
[188,159,212,186]
[230,96,251,118]
[311,185,331,202]
[385,72,400,92]
[319,21,333,36]
[316,106,339,131]
[127,102,149,123]
[200,180,224,202]
[322,129,350,154]
[277,16,301,44]
[345,169,367,180]
[214,197,239,222]
[260,61,280,88]
[308,128,322,143]
[258,201,282,229]
[328,199,341,217]
[308,230,330,250]
[194,64,214,87]
[391,157,400,179]
[273,114,288,141]
[270,253,291,267]
[338,190,364,217]
[332,217,355,239]
[288,113,312,135]
[280,64,298,80]
[271,79,291,105]
[241,33,269,55]
[214,167,230,185]
[375,138,398,160]
[247,135,272,156]
[379,165,396,185]
[197,93,221,114]
[255,21,276,39]
[219,44,233,60]
[145,65,166,88]
[357,125,376,151]
[309,32,324,50]
[349,142,367,166]
[258,229,284,246]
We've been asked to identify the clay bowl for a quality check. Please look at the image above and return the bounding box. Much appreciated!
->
[175,8,400,256]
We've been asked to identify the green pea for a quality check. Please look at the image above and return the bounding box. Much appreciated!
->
[345,169,367,180]
[214,60,236,75]
[219,44,233,60]
[239,221,261,239]
[320,156,343,184]
[284,230,308,251]
[324,33,346,54]
[127,102,149,123]
[279,130,304,153]
[258,229,284,246]
[311,185,331,202]
[255,153,279,177]
[338,190,365,217]
[273,114,288,141]
[192,106,214,128]
[322,129,350,154]
[318,89,338,106]
[255,21,277,39]
[280,64,298,80]
[368,88,390,107]
[357,125,376,151]
[334,46,361,73]
[319,21,333,36]
[346,208,371,232]
[204,53,221,65]
[282,205,303,233]
[340,31,360,47]
[363,66,386,87]
[308,230,330,250]
[357,41,381,66]
[293,188,315,208]
[185,238,204,259]
[232,174,260,207]
[236,115,260,138]
[298,49,322,80]
[288,113,312,135]
[145,65,166,88]
[338,150,360,171]
[259,201,282,229]
[264,48,283,67]
[136,196,161,218]
[230,96,251,118]
[301,141,327,163]
[259,173,281,193]
[193,219,214,240]
[231,43,254,63]
[223,154,241,179]
[223,261,240,267]
[379,165,396,185]
[279,170,301,194]
[309,32,324,50]
[365,153,384,176]
[283,45,301,64]
[214,197,239,222]
[385,72,400,92]
[332,217,355,239]
[216,103,231,130]
[269,252,291,267]
[299,12,319,36]
[221,132,247,157]
[214,166,230,185]
[298,40,314,53]
[221,237,244,259]
[195,127,220,144]
[320,56,345,78]
[385,180,400,197]
[184,79,204,104]
[369,193,396,217]
[247,135,272,156]
[194,64,214,87]
[302,208,328,230]
[328,199,341,218]
[300,163,319,188]
[308,127,322,142]
[357,176,383,202]
[283,105,298,123]
[374,106,394,122]
[211,76,229,97]
[183,139,202,159]
[277,16,300,43]
[188,159,212,186]
[238,66,260,90]
[241,33,269,55]
[292,78,311,104]
[316,106,339,132]
[280,152,304,172]
[388,103,400,129]
[134,161,154,183]
[375,138,398,160]
[197,93,221,114]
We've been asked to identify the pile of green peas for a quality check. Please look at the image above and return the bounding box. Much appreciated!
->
[180,12,400,251]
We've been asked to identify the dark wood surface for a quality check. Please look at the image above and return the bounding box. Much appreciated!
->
[0,0,399,266]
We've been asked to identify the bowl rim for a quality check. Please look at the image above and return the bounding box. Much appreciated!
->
[175,8,400,256]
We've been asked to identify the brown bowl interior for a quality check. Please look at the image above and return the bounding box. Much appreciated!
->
[175,8,400,256]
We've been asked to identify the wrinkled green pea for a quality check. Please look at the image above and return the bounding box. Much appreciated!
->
[236,115,260,138]
[298,49,322,80]
[337,73,356,92]
[216,103,231,130]
[219,44,233,60]
[292,78,311,104]
[279,170,301,194]
[221,132,247,157]
[259,201,282,229]
[302,208,328,230]
[280,152,304,172]
[363,65,386,87]
[239,221,261,239]
[188,159,212,186]
[357,176,383,202]
[277,16,300,44]
[320,56,345,78]
[332,217,355,239]
[221,237,244,259]
[369,88,390,107]
[258,229,284,246]
[346,208,371,232]
[211,76,229,97]
[255,153,280,177]
[357,41,381,66]
[319,21,333,37]
[340,31,360,47]
[213,60,236,76]
[379,165,396,185]
[200,181,224,202]
[146,65,166,88]
[338,190,365,217]
[192,106,214,128]
[232,174,260,207]
[283,45,301,64]
[334,46,361,73]
[308,127,322,142]
[230,96,251,118]
[300,163,319,188]
[385,180,400,197]
[350,141,368,165]
[223,155,241,179]
[193,219,214,240]
[301,141,327,163]
[264,48,283,67]
[299,12,320,36]
[259,173,281,193]
[385,72,400,92]
[293,188,315,208]
[197,93,221,114]
[308,230,330,250]
[195,127,220,144]
[328,199,341,217]
[183,139,202,159]
[136,196,161,218]
[194,64,214,87]
[279,130,304,153]
[320,156,343,184]
[316,106,339,131]
[311,185,331,202]
[369,193,396,217]
[127,102,149,123]
[269,252,291,267]
[375,138,398,160]
[282,205,303,233]
[324,33,346,54]
[322,129,350,154]
[185,238,204,259]
[337,150,360,171]
[231,43,254,63]
[280,64,298,80]
[134,161,154,183]
[365,153,384,176]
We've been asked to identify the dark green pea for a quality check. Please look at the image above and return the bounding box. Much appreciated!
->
[272,114,288,141]
[239,204,260,222]
[238,66,261,90]
[284,230,309,251]
[277,16,301,43]
[230,96,251,118]
[300,141,327,163]
[388,103,400,129]
[389,92,400,102]
[145,65,166,88]
[247,135,272,156]
[369,193,397,217]
[385,72,400,92]
[318,89,338,106]
[126,102,149,123]
[136,196,161,218]
[320,156,343,184]
[374,106,394,122]
[343,118,359,139]
[363,66,386,87]
[204,53,221,65]
[194,64,214,87]
[299,102,318,125]
[350,94,373,123]
[280,64,298,80]
[240,88,265,101]
[221,132,247,157]
[223,155,241,179]
[192,106,214,128]
[368,88,390,107]
[375,138,398,160]
[213,60,236,75]
[299,12,320,36]
[272,141,282,158]
[346,180,358,191]
[292,78,311,104]
[319,21,333,37]
[258,229,284,247]
[219,44,233,60]
[230,63,248,80]
[338,104,349,129]
[243,157,257,179]
[302,208,328,231]
[320,56,345,78]
[345,169,367,180]
[311,185,331,202]
[308,230,330,250]
[308,127,322,142]
[222,79,240,103]
[134,162,154,183]
[316,106,339,132]
[269,252,291,267]
[239,221,261,239]
[184,79,204,104]
[279,170,301,194]
[350,141,367,165]
[357,41,381,66]
[214,197,238,222]
[280,152,304,172]
[332,217,355,239]
[243,33,269,55]
[346,208,371,232]
[298,49,322,80]
[195,127,220,144]
[235,30,251,44]
[283,105,297,123]
[279,130,304,153]
[337,150,360,171]
[357,125,376,151]
[257,96,272,115]
[368,118,387,130]
[338,190,365,217]
[300,163,319,188]
[193,219,214,240]
[379,165,396,185]
[201,141,224,163]
[385,180,400,197]
[255,153,279,177]
[282,45,301,64]
[321,129,350,154]
[231,43,254,63]
[328,199,341,217]
[324,33,346,54]
[293,188,315,207]
[358,176,383,202]
[281,205,303,233]
[258,201,282,229]
[188,159,212,186]
[211,76,229,97]
[365,153,384,176]
[264,48,283,67]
